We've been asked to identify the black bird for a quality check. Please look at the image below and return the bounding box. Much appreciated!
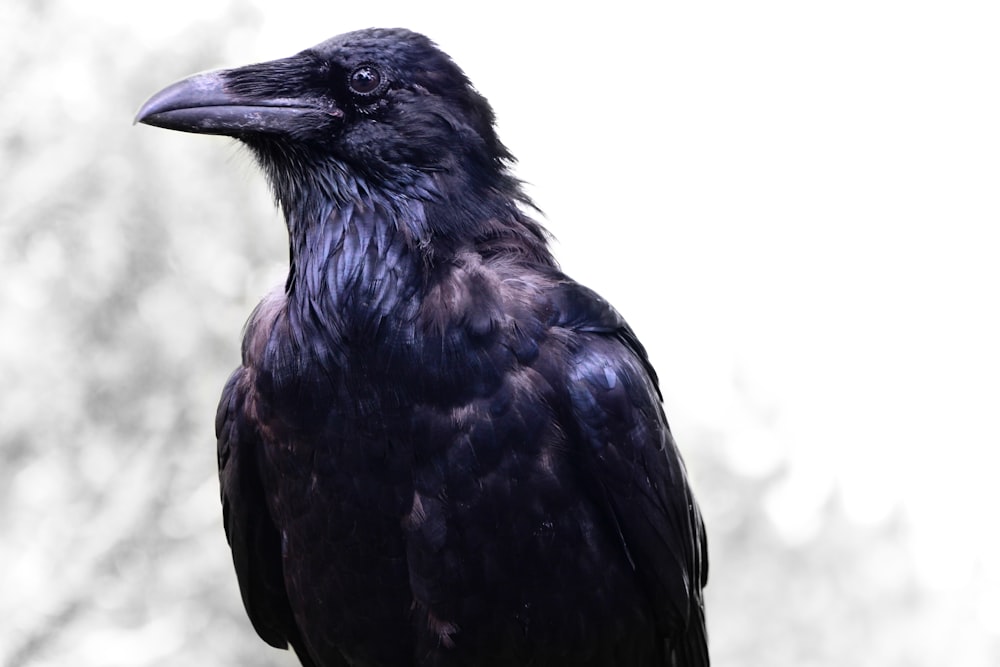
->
[136,28,708,667]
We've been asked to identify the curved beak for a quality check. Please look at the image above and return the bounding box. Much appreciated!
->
[135,68,341,137]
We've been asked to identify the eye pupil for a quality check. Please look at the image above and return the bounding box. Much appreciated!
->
[350,66,381,94]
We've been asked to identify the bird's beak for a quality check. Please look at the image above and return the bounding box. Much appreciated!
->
[135,67,341,137]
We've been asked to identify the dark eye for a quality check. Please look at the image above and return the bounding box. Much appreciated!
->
[348,65,382,95]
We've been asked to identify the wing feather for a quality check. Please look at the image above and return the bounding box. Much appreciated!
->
[553,281,709,665]
[216,368,322,667]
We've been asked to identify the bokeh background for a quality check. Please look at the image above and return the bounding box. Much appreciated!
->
[3,1,999,665]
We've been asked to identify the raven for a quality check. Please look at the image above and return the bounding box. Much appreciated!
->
[136,28,708,667]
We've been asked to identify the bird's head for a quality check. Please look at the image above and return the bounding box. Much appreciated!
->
[136,28,519,208]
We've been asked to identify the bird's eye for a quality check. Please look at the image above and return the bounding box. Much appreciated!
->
[348,65,382,95]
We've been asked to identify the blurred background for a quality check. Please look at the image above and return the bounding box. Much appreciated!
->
[2,0,999,665]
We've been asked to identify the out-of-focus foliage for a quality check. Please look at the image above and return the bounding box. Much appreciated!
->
[698,439,926,667]
[1,3,294,665]
[2,2,998,666]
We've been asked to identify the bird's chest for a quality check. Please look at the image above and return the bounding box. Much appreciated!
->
[249,285,514,492]
[258,274,519,429]
[249,284,524,576]
[249,313,521,666]
[245,229,531,544]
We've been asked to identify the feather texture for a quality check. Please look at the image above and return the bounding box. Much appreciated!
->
[139,27,709,667]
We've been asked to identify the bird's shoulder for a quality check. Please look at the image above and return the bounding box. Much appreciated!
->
[423,248,623,331]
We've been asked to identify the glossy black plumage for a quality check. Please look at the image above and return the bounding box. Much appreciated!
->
[137,28,708,667]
